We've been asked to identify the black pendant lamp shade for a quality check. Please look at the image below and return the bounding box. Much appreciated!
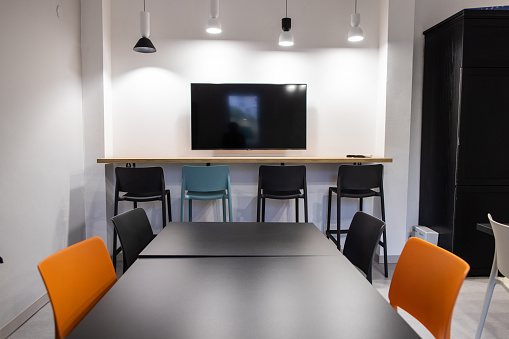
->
[134,37,156,53]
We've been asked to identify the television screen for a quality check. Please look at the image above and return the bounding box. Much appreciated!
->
[191,83,307,150]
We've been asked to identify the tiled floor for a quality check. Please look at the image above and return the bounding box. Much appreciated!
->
[7,263,509,339]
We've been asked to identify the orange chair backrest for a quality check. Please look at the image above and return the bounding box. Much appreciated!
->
[388,237,469,339]
[38,237,117,339]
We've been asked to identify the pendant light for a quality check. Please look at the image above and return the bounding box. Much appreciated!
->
[133,0,156,53]
[279,0,294,46]
[206,0,222,34]
[348,0,364,42]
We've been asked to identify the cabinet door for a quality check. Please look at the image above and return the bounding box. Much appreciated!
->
[453,186,509,276]
[457,68,509,186]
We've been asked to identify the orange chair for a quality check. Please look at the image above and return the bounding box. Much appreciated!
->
[38,237,117,339]
[388,237,469,339]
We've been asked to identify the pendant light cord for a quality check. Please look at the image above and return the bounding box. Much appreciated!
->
[144,0,146,12]
[286,0,288,18]
[354,0,357,14]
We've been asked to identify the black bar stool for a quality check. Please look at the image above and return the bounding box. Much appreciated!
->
[257,165,308,222]
[325,164,388,277]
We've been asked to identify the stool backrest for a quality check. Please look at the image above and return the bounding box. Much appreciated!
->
[338,164,383,190]
[182,165,231,192]
[115,167,166,194]
[258,165,307,192]
[38,237,117,339]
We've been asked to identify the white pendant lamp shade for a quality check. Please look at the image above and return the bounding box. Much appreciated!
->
[133,1,156,53]
[279,1,294,46]
[206,0,222,34]
[348,1,364,42]
[279,29,294,46]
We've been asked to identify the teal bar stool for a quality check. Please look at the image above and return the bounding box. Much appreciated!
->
[180,165,233,222]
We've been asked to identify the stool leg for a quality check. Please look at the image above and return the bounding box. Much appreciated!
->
[337,192,342,250]
[382,228,388,278]
[167,191,172,223]
[380,194,388,277]
[162,198,166,227]
[326,189,332,237]
[304,196,308,223]
[222,197,226,222]
[256,195,261,222]
[261,198,266,222]
[295,197,299,223]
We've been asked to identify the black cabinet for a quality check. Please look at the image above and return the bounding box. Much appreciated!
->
[419,10,509,276]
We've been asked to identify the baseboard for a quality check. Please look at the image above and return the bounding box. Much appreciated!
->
[375,253,399,264]
[0,293,49,339]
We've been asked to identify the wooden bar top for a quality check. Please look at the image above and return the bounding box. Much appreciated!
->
[97,156,392,164]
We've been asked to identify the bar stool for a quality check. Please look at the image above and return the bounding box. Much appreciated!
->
[180,165,232,222]
[113,166,172,269]
[325,164,388,277]
[257,165,308,222]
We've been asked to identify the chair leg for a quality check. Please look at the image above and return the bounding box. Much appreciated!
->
[112,227,118,269]
[295,197,299,223]
[189,200,193,222]
[475,253,499,339]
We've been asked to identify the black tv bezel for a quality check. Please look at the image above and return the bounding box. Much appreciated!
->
[190,83,307,151]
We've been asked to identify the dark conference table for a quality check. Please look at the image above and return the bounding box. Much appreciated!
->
[68,222,419,339]
[139,222,340,257]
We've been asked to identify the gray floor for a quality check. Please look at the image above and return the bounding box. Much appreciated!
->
[7,262,509,339]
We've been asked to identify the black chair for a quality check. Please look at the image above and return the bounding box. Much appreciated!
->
[111,208,156,273]
[343,212,386,283]
[325,164,388,277]
[113,166,171,269]
[257,165,308,222]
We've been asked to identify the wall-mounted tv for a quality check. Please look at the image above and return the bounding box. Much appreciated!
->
[191,83,307,150]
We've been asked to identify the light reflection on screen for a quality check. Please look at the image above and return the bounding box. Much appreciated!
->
[227,95,259,146]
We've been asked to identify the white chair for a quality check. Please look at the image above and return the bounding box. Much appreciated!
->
[475,214,509,339]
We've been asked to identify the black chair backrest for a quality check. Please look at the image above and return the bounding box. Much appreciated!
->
[338,164,383,190]
[115,167,165,194]
[343,211,386,282]
[258,165,307,192]
[111,208,155,272]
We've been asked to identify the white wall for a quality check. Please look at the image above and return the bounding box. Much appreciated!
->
[0,0,83,334]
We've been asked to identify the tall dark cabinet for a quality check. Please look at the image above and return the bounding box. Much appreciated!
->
[419,9,509,276]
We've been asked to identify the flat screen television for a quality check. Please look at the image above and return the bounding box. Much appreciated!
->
[191,83,307,150]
